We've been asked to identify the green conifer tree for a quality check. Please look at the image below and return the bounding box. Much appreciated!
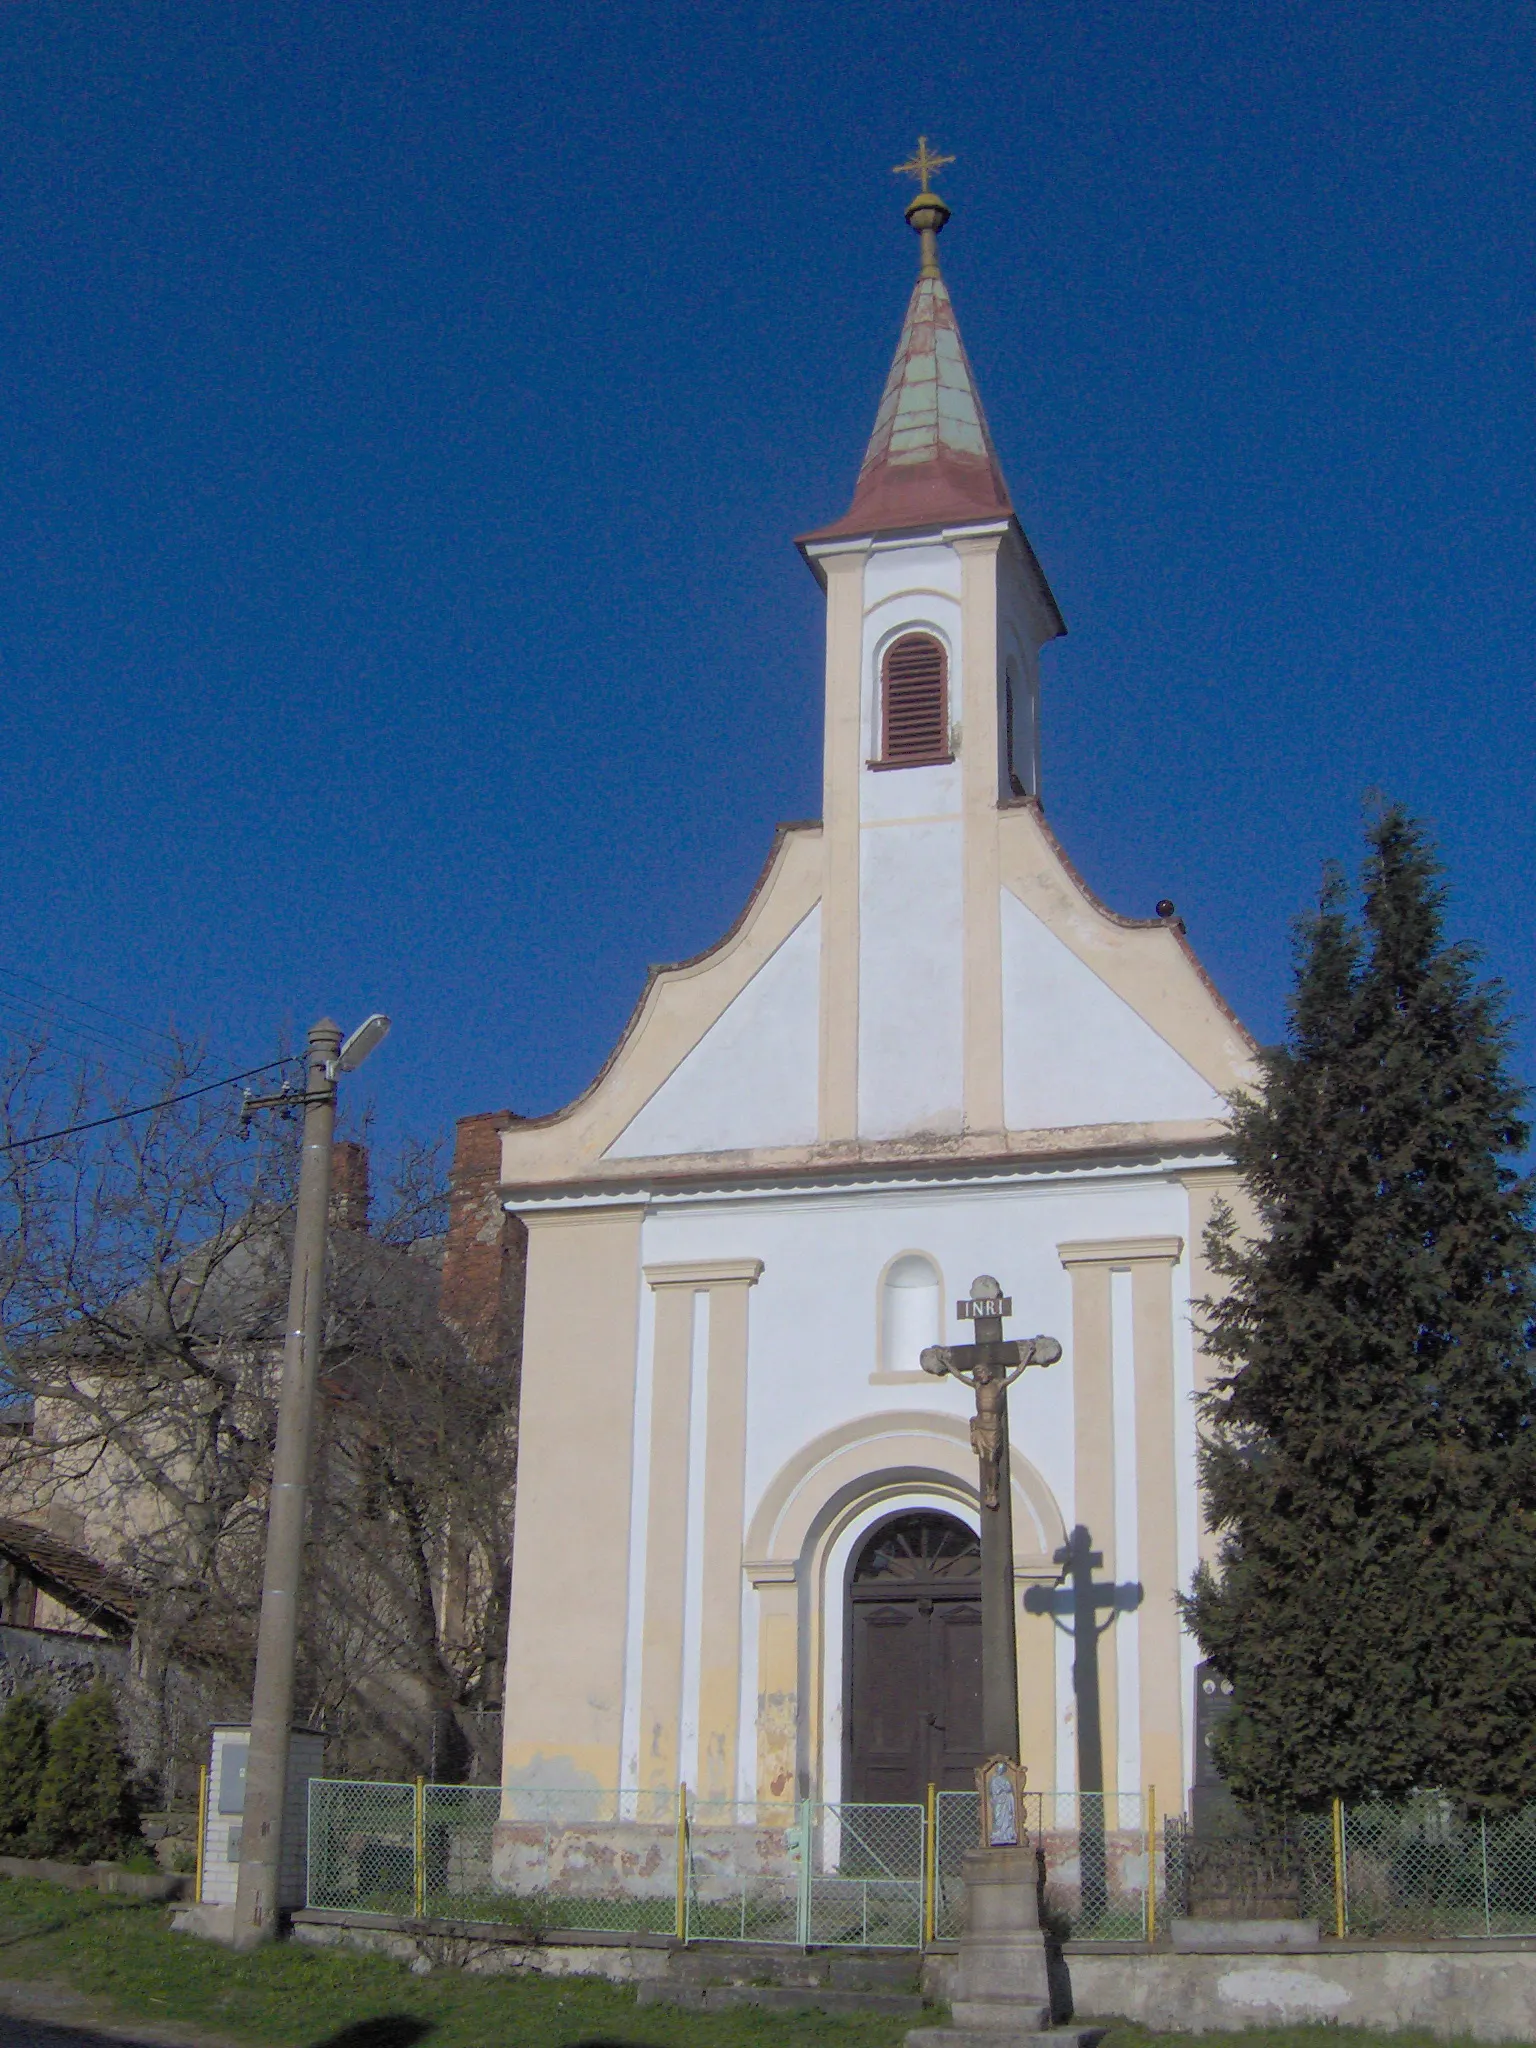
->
[1186,806,1536,1808]
[0,1693,52,1850]
[31,1686,140,1862]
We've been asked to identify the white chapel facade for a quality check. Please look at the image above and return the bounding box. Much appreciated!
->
[495,180,1257,1813]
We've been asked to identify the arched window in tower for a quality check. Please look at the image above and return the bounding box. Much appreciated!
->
[879,633,949,765]
[880,1252,943,1374]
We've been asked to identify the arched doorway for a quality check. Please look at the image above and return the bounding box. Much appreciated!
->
[844,1510,984,1804]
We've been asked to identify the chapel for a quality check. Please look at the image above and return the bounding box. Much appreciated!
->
[490,168,1257,1813]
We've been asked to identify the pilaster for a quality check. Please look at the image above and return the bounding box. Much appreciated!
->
[1060,1235,1186,1807]
[695,1266,761,1800]
[1059,1253,1117,1797]
[955,532,1005,1134]
[748,1564,799,1806]
[1016,1585,1057,1794]
[638,1259,763,1803]
[635,1282,696,1794]
[818,547,866,1143]
[1132,1253,1184,1803]
[501,1206,643,1787]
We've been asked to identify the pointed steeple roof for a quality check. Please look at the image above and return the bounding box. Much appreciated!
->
[803,178,1014,544]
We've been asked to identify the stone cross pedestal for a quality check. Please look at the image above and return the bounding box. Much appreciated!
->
[906,1846,1052,2045]
[906,1846,1103,2045]
[907,1845,1103,2044]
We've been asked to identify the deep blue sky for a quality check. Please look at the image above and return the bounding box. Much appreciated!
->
[2,0,1531,1150]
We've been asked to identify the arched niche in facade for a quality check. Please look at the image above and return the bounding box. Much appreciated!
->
[877,1250,944,1376]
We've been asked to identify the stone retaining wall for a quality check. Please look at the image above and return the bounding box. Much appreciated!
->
[290,1913,673,1982]
[1066,1943,1536,2041]
[290,1910,1536,2039]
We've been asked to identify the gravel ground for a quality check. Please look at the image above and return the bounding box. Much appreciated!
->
[0,2021,173,2048]
[0,1985,241,2048]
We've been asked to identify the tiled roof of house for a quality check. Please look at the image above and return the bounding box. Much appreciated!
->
[0,1516,137,1635]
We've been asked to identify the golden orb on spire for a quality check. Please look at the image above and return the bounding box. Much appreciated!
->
[892,135,954,277]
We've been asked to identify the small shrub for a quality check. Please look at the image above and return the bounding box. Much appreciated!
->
[0,1692,53,1851]
[31,1686,141,1863]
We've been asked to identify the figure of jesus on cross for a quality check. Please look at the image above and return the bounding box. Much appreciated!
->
[922,1278,1062,1769]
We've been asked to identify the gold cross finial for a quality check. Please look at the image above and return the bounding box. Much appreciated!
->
[892,136,955,196]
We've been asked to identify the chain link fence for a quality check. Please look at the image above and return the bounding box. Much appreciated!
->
[308,1780,1153,1945]
[310,1778,1536,1946]
[684,1799,924,1947]
[309,1780,419,1916]
[484,1785,680,1933]
[308,1785,925,1945]
[1335,1799,1536,1939]
[1164,1808,1334,1926]
[933,1789,1155,1942]
[308,1782,680,1933]
[1165,1797,1536,1939]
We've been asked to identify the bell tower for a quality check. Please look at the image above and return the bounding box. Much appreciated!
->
[797,148,1065,1147]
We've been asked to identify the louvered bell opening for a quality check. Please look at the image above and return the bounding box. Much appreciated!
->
[880,634,948,764]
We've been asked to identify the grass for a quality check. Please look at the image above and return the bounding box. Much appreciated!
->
[0,1881,1523,2048]
[0,1878,913,2046]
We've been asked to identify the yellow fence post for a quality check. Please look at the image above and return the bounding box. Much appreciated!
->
[193,1763,208,1905]
[1145,1787,1157,1942]
[675,1784,688,1942]
[924,1783,938,1946]
[1332,1797,1347,1939]
[414,1777,426,1919]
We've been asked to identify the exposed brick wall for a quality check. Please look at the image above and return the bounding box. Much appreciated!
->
[441,1110,527,1375]
[330,1140,371,1232]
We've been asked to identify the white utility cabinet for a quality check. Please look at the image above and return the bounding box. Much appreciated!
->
[199,1725,326,1910]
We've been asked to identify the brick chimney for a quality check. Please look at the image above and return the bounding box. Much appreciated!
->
[330,1140,371,1232]
[440,1110,527,1373]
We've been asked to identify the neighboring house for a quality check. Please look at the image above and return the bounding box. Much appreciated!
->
[0,1139,525,1787]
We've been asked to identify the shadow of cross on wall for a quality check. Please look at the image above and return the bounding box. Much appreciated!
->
[1022,1525,1142,1797]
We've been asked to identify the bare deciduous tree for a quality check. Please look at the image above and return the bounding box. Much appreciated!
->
[0,1034,518,1792]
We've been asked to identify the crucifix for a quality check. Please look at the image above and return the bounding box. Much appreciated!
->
[891,134,955,196]
[922,1276,1062,1768]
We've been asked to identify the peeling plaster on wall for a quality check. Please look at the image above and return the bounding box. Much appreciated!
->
[500,1755,603,1794]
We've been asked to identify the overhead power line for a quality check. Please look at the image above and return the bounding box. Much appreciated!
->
[0,966,181,1056]
[0,1059,297,1153]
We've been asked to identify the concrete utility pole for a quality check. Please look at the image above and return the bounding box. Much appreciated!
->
[921,1275,1061,1763]
[232,1012,388,1951]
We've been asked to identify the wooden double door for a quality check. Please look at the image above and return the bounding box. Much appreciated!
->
[845,1512,985,1805]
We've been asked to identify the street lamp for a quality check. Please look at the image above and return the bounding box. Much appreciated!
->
[231,1013,389,1950]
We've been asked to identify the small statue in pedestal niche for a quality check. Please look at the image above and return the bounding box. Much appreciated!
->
[978,1754,1028,1849]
